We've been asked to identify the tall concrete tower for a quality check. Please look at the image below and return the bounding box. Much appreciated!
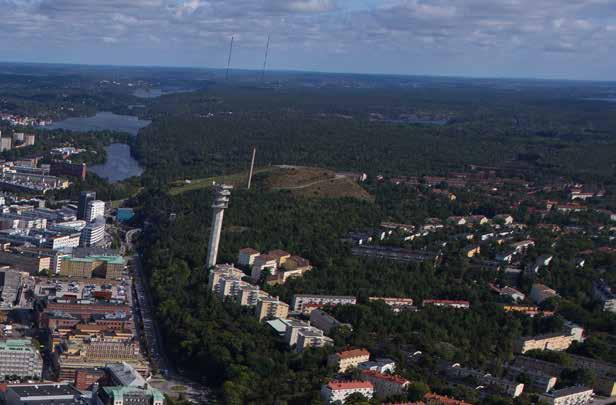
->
[206,183,233,268]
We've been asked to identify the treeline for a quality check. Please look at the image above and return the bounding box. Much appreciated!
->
[134,85,616,187]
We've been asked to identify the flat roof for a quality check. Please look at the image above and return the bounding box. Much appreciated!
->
[546,386,593,397]
[0,339,36,352]
[8,383,80,398]
[61,255,125,265]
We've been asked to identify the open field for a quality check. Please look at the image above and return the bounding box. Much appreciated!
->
[168,165,372,200]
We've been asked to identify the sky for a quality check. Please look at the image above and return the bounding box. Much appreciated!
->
[1,0,616,80]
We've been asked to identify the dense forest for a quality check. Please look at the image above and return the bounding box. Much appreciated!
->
[133,83,616,188]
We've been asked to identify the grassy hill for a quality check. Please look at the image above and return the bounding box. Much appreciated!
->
[168,165,372,201]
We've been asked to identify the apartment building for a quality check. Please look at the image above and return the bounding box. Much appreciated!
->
[568,355,616,397]
[250,254,278,281]
[255,297,289,321]
[0,339,43,380]
[207,264,245,292]
[515,332,576,353]
[539,386,593,405]
[310,309,352,334]
[361,370,409,398]
[358,358,397,374]
[292,294,357,312]
[368,297,414,312]
[328,348,371,372]
[446,364,524,397]
[295,327,333,352]
[280,318,311,346]
[423,299,470,309]
[505,366,557,393]
[238,248,260,267]
[514,354,616,397]
[321,380,374,403]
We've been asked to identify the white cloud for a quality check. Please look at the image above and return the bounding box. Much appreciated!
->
[0,0,614,78]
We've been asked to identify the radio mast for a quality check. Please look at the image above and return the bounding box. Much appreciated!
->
[247,147,257,190]
[261,35,270,81]
[225,36,234,80]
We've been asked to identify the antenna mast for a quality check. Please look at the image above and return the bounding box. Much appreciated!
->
[261,35,270,81]
[225,36,234,80]
[247,147,257,190]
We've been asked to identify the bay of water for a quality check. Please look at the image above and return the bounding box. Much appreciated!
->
[46,111,151,136]
[90,143,143,182]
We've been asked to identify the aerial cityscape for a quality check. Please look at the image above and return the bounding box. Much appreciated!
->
[0,1,615,405]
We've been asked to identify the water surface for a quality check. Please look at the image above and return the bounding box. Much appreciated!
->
[46,111,151,135]
[90,143,143,182]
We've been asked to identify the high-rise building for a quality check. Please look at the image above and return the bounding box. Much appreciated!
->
[78,191,96,220]
[206,184,232,268]
[80,219,106,247]
[85,200,105,222]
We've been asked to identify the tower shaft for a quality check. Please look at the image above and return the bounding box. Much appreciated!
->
[206,208,225,268]
[205,184,233,268]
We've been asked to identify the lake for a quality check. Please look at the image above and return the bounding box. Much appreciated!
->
[133,87,196,98]
[90,143,144,182]
[46,111,151,136]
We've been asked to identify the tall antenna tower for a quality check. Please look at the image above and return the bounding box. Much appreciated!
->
[247,147,257,190]
[225,36,234,80]
[261,35,270,82]
[206,184,233,268]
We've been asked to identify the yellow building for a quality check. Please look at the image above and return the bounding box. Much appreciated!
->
[255,297,289,321]
[59,255,125,279]
[515,333,574,353]
[328,348,371,372]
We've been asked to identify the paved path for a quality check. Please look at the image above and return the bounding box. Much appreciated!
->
[271,174,345,190]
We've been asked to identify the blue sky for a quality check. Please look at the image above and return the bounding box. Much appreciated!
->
[1,0,615,80]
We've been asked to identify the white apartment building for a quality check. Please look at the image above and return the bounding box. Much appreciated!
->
[291,294,357,312]
[321,380,374,404]
[540,386,593,405]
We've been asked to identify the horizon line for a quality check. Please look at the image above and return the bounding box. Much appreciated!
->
[0,59,614,84]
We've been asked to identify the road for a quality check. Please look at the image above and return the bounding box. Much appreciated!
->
[125,229,211,403]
